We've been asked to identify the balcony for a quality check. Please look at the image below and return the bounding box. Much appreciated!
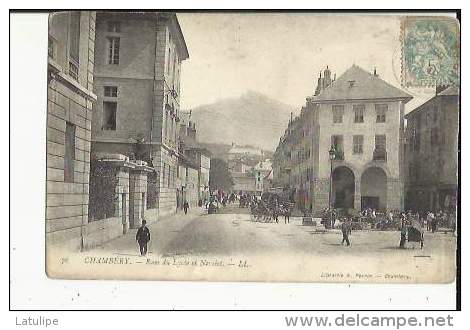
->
[373,149,387,161]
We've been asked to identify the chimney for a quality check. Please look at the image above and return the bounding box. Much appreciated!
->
[373,67,378,77]
[314,71,323,96]
[323,66,331,87]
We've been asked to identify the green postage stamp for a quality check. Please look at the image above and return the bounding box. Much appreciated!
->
[401,16,460,88]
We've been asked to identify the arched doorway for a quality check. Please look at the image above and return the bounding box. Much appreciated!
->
[332,166,355,209]
[361,167,387,211]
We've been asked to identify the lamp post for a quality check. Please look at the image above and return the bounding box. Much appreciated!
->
[328,146,336,228]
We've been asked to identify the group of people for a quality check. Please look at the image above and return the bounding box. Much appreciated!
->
[249,196,292,224]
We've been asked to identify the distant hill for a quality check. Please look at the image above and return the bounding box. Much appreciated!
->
[186,91,296,151]
[198,142,274,162]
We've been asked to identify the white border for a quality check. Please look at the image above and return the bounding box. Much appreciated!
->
[7,4,465,326]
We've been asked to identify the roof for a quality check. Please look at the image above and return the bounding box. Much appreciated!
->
[405,85,459,119]
[228,145,263,155]
[158,13,189,60]
[308,65,413,103]
[231,172,255,179]
[437,85,459,96]
[254,159,272,171]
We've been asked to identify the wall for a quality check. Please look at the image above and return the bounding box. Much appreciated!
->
[46,12,96,252]
[404,93,458,211]
[92,13,187,219]
[186,166,199,207]
[129,168,149,227]
[316,100,401,179]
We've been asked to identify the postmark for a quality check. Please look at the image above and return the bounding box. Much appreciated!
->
[401,17,460,88]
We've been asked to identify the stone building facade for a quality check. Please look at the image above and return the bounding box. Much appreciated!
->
[272,107,315,210]
[273,65,413,215]
[404,85,459,212]
[91,12,189,219]
[46,11,97,252]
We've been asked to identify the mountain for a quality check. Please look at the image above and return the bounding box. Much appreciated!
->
[186,91,296,151]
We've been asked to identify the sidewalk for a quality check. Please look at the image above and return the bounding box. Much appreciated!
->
[88,207,206,254]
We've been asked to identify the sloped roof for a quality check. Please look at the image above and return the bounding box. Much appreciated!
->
[438,85,459,96]
[254,159,272,171]
[228,145,263,155]
[309,65,413,103]
[405,85,459,119]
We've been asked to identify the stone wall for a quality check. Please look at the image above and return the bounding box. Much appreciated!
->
[46,12,96,252]
[129,168,149,228]
[186,166,199,208]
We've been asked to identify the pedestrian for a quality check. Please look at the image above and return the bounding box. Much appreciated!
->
[183,200,189,214]
[284,205,291,224]
[426,212,432,231]
[341,218,351,246]
[399,224,407,248]
[135,219,151,256]
[430,212,438,233]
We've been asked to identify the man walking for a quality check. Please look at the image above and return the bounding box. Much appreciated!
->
[284,205,291,224]
[341,218,352,246]
[135,220,151,256]
[183,200,189,215]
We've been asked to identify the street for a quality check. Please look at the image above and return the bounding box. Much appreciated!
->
[82,204,456,283]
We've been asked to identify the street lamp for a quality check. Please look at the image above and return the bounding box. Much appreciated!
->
[328,146,336,228]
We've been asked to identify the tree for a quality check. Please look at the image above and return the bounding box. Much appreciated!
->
[209,158,234,191]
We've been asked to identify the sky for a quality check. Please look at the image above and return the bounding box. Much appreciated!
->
[177,13,434,112]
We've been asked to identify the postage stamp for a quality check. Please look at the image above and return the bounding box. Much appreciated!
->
[401,17,460,88]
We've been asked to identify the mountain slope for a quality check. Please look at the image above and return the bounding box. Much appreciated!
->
[187,91,296,151]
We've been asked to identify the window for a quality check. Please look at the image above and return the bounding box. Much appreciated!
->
[166,47,171,74]
[414,133,421,151]
[332,105,344,123]
[354,105,365,123]
[68,12,80,63]
[431,128,439,147]
[353,135,363,154]
[48,36,57,59]
[375,135,386,151]
[103,101,117,130]
[167,165,171,188]
[104,86,118,97]
[162,165,167,188]
[374,135,387,160]
[64,122,76,182]
[107,21,121,33]
[408,164,414,180]
[68,12,80,81]
[68,61,79,81]
[107,37,120,65]
[433,106,439,123]
[375,104,387,123]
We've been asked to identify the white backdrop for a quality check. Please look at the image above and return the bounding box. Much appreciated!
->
[8,5,462,316]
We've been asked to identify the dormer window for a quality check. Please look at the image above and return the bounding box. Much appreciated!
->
[348,80,355,88]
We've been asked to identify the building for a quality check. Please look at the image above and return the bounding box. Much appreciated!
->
[91,12,189,219]
[253,159,273,192]
[404,85,459,213]
[46,12,97,251]
[272,107,315,210]
[178,112,212,206]
[232,172,257,194]
[273,65,413,215]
